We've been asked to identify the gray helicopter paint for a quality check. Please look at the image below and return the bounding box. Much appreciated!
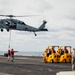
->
[0,18,48,36]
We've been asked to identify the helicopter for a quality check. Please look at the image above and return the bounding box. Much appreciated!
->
[0,15,48,36]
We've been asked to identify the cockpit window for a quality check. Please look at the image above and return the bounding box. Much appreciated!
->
[22,22,26,25]
[18,21,26,25]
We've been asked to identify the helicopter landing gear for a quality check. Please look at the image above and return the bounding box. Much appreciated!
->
[7,29,10,32]
[1,28,10,32]
[1,29,3,32]
[34,32,37,36]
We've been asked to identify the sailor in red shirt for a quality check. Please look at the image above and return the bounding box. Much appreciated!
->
[10,48,14,62]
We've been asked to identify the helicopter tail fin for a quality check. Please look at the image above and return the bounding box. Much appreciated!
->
[38,20,48,31]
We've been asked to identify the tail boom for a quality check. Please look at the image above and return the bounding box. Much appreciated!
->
[40,28,48,31]
[38,20,48,31]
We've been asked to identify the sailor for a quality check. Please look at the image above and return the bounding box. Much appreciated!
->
[7,49,11,61]
[10,48,14,62]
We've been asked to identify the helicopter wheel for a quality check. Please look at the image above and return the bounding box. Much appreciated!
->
[1,29,3,32]
[35,34,37,36]
[7,29,9,32]
[34,32,37,36]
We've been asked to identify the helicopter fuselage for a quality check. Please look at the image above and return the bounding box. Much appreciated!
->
[0,18,48,36]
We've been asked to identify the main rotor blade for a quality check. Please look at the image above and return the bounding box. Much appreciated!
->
[14,15,39,17]
[0,15,39,17]
[0,15,7,16]
[0,15,14,17]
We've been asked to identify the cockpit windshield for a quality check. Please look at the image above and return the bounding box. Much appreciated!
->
[18,21,26,25]
[11,19,26,25]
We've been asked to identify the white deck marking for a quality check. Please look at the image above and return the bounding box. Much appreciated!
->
[0,73,13,75]
[47,68,53,72]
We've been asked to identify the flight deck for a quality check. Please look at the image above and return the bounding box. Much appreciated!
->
[0,56,73,75]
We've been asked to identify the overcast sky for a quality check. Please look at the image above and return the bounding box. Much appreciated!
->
[0,0,75,52]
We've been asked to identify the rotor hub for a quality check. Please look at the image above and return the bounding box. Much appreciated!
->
[8,15,14,17]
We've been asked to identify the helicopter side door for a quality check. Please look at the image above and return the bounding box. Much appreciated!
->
[16,21,26,30]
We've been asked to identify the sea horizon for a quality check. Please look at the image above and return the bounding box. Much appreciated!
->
[0,51,43,56]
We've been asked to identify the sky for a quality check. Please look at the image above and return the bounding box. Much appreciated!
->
[0,0,75,52]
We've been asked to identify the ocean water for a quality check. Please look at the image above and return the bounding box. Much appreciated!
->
[0,51,43,56]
